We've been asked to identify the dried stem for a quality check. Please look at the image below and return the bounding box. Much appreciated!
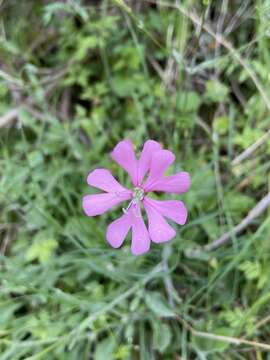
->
[177,316,270,351]
[0,109,18,127]
[232,129,270,166]
[204,192,270,251]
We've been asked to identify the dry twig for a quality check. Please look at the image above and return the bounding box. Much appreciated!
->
[177,315,270,351]
[232,129,270,166]
[204,192,270,251]
[0,109,18,128]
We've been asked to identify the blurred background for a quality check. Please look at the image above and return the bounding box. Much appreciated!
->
[1,0,270,359]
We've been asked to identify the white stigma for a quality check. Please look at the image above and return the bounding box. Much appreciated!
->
[122,187,144,215]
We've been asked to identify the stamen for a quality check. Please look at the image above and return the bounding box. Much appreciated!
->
[133,187,144,201]
[122,187,144,215]
[122,200,133,214]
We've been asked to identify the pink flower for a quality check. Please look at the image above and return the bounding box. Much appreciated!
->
[82,140,190,255]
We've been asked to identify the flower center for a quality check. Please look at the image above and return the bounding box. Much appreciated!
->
[122,187,144,215]
[132,187,144,202]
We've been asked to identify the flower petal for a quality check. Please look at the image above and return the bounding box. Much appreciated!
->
[106,212,132,248]
[144,196,188,225]
[82,192,131,216]
[143,150,175,191]
[111,139,138,185]
[137,140,162,185]
[131,205,150,255]
[145,172,191,194]
[143,199,176,243]
[87,168,129,193]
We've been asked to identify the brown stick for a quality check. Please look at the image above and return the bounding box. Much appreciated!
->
[232,129,270,166]
[204,192,270,251]
[176,315,270,351]
[0,109,18,127]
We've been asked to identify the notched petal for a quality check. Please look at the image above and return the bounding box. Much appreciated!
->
[82,192,131,217]
[144,200,176,243]
[111,139,138,185]
[87,168,129,193]
[106,212,132,248]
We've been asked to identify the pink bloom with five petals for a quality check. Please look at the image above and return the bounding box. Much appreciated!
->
[82,140,190,255]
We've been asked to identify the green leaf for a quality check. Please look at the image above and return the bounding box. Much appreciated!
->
[176,91,201,113]
[224,192,255,220]
[27,151,44,168]
[239,261,261,281]
[234,127,264,149]
[26,239,58,263]
[213,116,229,135]
[111,76,137,97]
[152,322,172,353]
[145,292,175,317]
[94,337,116,360]
[205,80,229,103]
[75,36,98,61]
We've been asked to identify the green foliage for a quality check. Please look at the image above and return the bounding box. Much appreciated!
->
[221,308,256,336]
[205,80,229,103]
[26,237,58,263]
[1,0,270,359]
[224,192,255,221]
[145,291,175,317]
[239,260,269,289]
[213,116,229,135]
[235,126,264,149]
[94,337,116,360]
[152,321,172,353]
